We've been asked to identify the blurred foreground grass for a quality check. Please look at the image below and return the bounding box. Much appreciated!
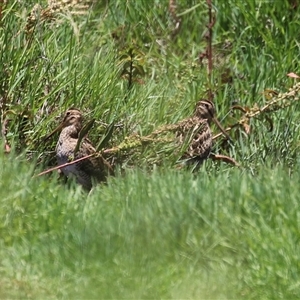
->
[1,152,300,299]
[1,1,300,299]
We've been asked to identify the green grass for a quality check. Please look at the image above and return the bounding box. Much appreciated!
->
[1,0,300,298]
[1,154,300,299]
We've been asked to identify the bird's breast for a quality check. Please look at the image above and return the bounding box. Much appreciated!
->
[56,135,78,176]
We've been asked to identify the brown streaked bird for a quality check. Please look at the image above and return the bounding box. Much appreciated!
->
[46,108,114,190]
[176,99,230,166]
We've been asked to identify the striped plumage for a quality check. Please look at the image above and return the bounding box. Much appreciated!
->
[48,109,113,190]
[176,99,229,165]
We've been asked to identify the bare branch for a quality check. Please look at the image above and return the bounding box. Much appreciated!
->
[35,153,95,177]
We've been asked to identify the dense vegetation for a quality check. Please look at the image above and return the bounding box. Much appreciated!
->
[0,0,300,298]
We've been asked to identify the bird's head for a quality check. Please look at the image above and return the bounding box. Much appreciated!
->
[61,109,83,127]
[194,99,231,140]
[44,108,83,141]
[194,99,216,122]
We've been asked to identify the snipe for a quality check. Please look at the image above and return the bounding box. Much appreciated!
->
[176,99,230,166]
[46,108,114,190]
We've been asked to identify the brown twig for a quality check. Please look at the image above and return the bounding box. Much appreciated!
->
[199,0,216,102]
[206,0,214,101]
[35,153,95,177]
[37,81,300,177]
[209,153,240,167]
[213,81,300,140]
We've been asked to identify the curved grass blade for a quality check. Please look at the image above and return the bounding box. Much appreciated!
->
[74,119,95,156]
[96,121,115,152]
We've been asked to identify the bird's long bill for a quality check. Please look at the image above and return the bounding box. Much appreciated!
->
[212,116,231,140]
[43,123,64,141]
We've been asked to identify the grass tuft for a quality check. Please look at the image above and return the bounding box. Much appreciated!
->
[1,0,300,298]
